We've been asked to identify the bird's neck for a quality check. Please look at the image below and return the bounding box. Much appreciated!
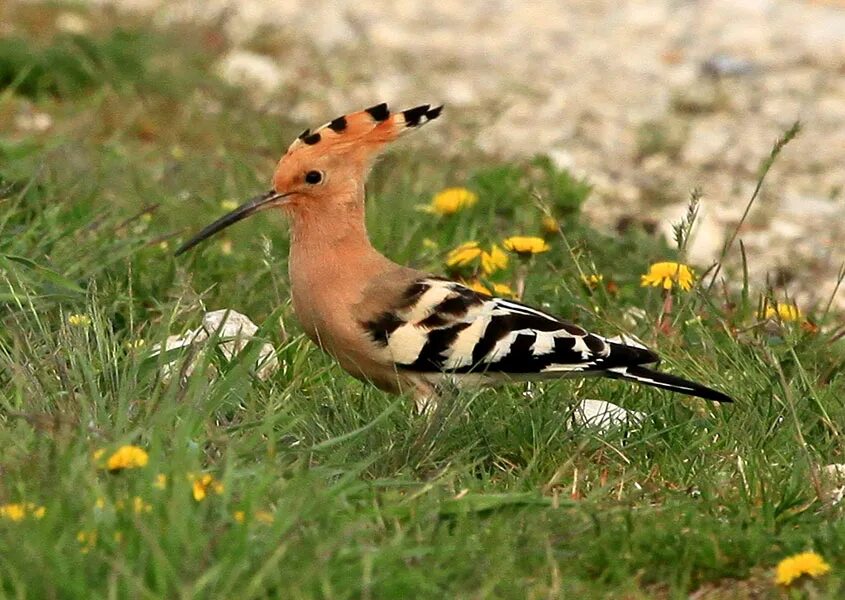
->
[289,193,359,239]
[286,195,396,338]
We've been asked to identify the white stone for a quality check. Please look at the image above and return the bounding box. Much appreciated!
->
[822,464,845,479]
[682,117,732,165]
[623,307,648,327]
[215,50,286,96]
[570,399,645,433]
[548,148,577,172]
[820,464,845,507]
[605,334,650,351]
[55,12,91,34]
[200,310,279,380]
[14,110,52,133]
[150,310,278,382]
[150,332,204,381]
[442,79,478,106]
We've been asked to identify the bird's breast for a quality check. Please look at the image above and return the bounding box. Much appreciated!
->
[289,257,397,383]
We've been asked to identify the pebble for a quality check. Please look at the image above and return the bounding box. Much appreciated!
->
[150,310,278,383]
[820,464,845,507]
[570,399,645,433]
[215,50,287,97]
[14,109,53,133]
[55,12,91,34]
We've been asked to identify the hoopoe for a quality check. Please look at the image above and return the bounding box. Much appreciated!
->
[176,103,733,411]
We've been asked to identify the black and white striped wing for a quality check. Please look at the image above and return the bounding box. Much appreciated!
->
[363,278,659,379]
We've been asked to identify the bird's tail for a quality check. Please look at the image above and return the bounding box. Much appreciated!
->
[605,365,733,403]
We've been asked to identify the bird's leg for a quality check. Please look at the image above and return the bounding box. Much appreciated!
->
[413,383,440,416]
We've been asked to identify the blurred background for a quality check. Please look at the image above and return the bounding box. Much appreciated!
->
[3,0,844,308]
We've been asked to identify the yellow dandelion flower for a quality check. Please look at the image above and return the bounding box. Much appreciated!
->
[428,187,478,215]
[481,244,509,275]
[0,504,25,522]
[219,239,233,255]
[463,279,491,295]
[640,261,695,291]
[491,283,516,298]
[775,551,831,586]
[130,496,151,514]
[191,474,224,501]
[153,473,167,490]
[220,199,239,212]
[446,242,483,268]
[541,215,560,234]
[106,445,149,472]
[503,236,551,256]
[761,303,802,322]
[233,510,246,524]
[4,503,44,521]
[68,313,91,327]
[77,530,97,554]
[582,274,604,288]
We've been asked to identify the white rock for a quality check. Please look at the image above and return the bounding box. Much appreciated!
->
[570,399,645,433]
[548,148,577,172]
[780,194,842,219]
[55,12,91,34]
[767,217,804,241]
[605,334,650,350]
[200,310,278,380]
[820,464,845,507]
[150,333,204,381]
[150,310,278,382]
[822,464,845,479]
[14,110,52,133]
[442,79,478,106]
[623,307,648,327]
[215,50,286,96]
[682,117,732,166]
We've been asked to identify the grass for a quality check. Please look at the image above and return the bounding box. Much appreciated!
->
[2,5,845,599]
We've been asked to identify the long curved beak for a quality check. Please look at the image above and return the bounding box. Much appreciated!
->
[174,190,288,256]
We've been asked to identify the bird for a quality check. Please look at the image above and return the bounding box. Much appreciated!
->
[176,102,733,412]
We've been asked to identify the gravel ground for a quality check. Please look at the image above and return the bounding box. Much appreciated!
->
[84,0,845,309]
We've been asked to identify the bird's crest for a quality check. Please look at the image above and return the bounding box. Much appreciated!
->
[285,102,443,157]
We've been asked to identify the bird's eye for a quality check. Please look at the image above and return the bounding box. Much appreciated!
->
[305,170,323,184]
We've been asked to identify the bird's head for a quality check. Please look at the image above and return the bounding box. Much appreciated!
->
[175,103,442,255]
